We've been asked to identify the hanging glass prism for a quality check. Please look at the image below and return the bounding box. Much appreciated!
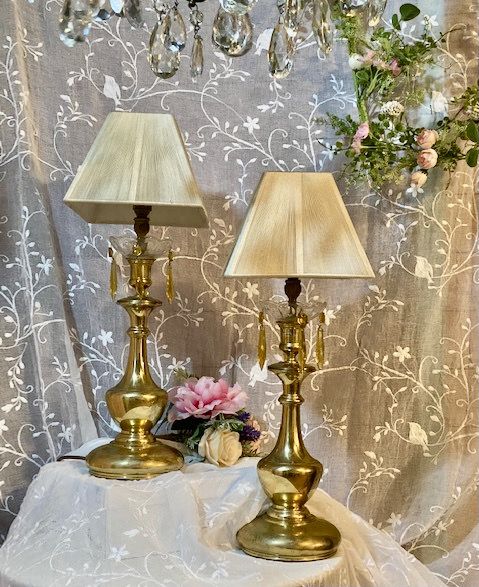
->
[283,0,301,34]
[219,0,258,16]
[191,35,204,81]
[94,0,115,21]
[268,20,295,78]
[149,21,180,77]
[110,0,124,13]
[59,0,95,47]
[212,8,253,57]
[165,7,186,52]
[124,0,145,28]
[368,0,387,27]
[340,0,368,16]
[312,0,333,55]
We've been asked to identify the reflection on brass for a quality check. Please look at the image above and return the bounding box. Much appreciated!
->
[108,247,118,300]
[316,312,325,370]
[258,310,267,369]
[236,278,341,561]
[86,206,184,480]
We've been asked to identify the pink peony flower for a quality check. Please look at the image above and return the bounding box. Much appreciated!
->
[389,59,401,77]
[417,148,438,170]
[354,122,370,141]
[416,128,439,149]
[168,376,248,422]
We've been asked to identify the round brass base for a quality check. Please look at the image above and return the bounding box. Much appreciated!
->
[86,438,184,480]
[236,506,341,562]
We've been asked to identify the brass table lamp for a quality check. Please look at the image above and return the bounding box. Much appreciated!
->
[224,172,374,561]
[64,112,208,479]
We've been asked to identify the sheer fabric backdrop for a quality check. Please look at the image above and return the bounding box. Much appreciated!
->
[0,1,477,585]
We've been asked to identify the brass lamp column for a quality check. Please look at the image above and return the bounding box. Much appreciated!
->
[237,277,340,560]
[86,205,184,479]
[224,172,374,560]
[63,112,208,479]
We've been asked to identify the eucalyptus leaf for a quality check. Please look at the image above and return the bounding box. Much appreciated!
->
[466,148,478,167]
[466,120,479,143]
[399,3,420,21]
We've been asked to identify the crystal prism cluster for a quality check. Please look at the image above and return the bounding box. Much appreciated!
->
[59,0,388,82]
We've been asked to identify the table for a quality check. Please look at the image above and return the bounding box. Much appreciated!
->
[0,439,445,586]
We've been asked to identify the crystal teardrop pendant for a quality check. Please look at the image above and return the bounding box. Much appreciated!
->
[123,0,145,28]
[212,8,253,57]
[190,35,204,81]
[312,0,333,55]
[268,20,294,78]
[59,0,94,47]
[368,0,387,27]
[219,0,258,16]
[165,7,186,52]
[149,21,180,78]
[283,0,301,34]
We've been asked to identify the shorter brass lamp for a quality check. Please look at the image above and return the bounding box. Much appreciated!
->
[64,112,208,479]
[224,172,374,561]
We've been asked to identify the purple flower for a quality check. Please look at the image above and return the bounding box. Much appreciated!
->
[237,411,250,423]
[240,424,261,443]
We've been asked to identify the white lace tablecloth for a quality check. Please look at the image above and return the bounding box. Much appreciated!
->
[0,439,445,587]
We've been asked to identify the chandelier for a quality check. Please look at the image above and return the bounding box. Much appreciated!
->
[58,0,385,80]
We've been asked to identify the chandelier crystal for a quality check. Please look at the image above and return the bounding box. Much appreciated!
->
[58,0,384,81]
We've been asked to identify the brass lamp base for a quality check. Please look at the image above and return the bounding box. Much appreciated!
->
[86,428,184,480]
[236,278,341,561]
[237,506,340,561]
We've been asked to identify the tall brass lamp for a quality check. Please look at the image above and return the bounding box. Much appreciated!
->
[64,112,208,480]
[224,172,374,561]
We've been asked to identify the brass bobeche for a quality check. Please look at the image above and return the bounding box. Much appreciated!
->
[236,278,341,561]
[86,205,184,479]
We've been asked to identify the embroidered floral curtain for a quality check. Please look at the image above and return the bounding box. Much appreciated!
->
[0,0,477,584]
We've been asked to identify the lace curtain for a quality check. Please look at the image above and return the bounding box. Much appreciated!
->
[0,1,477,585]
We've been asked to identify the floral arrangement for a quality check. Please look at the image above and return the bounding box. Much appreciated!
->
[167,374,262,467]
[319,2,479,192]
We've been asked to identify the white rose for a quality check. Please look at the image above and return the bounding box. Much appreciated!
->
[198,428,243,467]
[348,53,364,70]
[431,91,448,114]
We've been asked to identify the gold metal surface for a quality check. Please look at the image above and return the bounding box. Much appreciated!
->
[236,278,341,561]
[258,310,267,369]
[86,206,184,479]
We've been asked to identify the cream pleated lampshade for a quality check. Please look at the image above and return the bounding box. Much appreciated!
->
[64,112,208,228]
[224,172,374,278]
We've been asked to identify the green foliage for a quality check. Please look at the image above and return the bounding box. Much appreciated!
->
[318,2,479,191]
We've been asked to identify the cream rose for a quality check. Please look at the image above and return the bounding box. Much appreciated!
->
[417,148,438,170]
[410,171,428,188]
[416,129,438,149]
[198,428,242,467]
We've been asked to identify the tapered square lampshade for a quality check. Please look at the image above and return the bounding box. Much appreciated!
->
[64,112,208,228]
[224,172,374,278]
